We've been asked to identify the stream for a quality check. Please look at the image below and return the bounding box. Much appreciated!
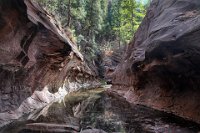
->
[1,88,200,133]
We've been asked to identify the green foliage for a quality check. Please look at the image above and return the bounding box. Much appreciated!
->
[36,0,149,68]
[111,0,147,43]
[37,0,149,44]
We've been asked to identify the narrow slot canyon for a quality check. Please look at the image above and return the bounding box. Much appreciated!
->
[1,0,200,133]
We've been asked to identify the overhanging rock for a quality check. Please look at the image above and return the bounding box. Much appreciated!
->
[0,0,98,128]
[112,0,200,123]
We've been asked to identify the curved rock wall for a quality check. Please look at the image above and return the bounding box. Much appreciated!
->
[112,0,200,123]
[0,0,97,127]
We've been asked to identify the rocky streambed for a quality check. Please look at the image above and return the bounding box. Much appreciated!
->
[1,87,200,133]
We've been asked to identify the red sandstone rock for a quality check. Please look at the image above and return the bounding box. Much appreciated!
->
[112,0,200,123]
[0,0,97,127]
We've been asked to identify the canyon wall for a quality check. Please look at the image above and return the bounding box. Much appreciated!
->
[0,0,97,127]
[112,0,200,123]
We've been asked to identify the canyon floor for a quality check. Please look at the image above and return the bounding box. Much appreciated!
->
[1,86,200,133]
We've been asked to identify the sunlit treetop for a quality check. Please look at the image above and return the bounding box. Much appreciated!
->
[136,0,149,5]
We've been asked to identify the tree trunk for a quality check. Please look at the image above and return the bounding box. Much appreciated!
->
[67,0,71,27]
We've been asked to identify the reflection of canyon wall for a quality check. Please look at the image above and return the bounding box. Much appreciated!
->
[112,0,200,123]
[0,0,96,117]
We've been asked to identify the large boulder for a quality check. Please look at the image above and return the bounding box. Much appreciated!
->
[0,0,98,128]
[112,0,200,123]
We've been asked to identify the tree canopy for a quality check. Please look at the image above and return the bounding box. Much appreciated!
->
[37,0,149,67]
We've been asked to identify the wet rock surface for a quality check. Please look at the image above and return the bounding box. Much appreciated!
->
[1,0,200,132]
[111,0,200,123]
[1,88,200,133]
[0,0,98,128]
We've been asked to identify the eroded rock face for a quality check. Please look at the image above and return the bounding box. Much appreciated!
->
[0,0,97,128]
[112,0,200,123]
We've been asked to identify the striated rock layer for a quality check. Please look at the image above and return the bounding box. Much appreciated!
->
[112,0,200,123]
[0,0,98,128]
